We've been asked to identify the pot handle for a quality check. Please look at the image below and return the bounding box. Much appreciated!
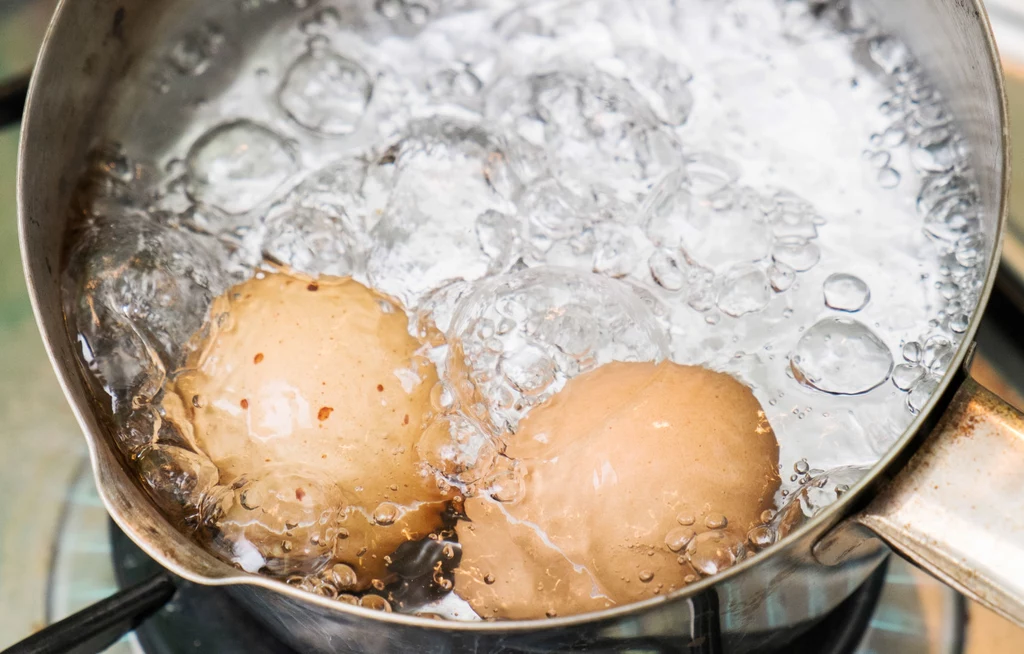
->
[0,572,175,654]
[848,375,1024,627]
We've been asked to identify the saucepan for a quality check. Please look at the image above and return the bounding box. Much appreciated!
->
[9,0,1022,652]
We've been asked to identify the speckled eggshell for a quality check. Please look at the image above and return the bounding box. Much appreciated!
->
[166,272,452,584]
[455,361,780,619]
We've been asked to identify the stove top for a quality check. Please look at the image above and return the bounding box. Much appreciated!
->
[41,463,963,654]
[2,1,1024,652]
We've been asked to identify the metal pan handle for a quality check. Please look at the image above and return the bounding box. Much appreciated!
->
[849,375,1024,627]
[0,573,175,654]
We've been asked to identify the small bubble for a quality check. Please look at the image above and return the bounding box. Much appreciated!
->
[167,23,225,76]
[717,265,771,317]
[950,313,970,333]
[476,319,496,340]
[500,346,556,396]
[772,238,821,272]
[665,527,696,553]
[881,126,907,147]
[686,531,745,576]
[150,71,172,94]
[278,48,373,136]
[360,595,392,612]
[794,459,809,474]
[639,570,655,583]
[311,578,338,597]
[405,2,431,24]
[823,273,871,312]
[328,564,358,590]
[430,383,456,412]
[923,335,953,370]
[593,229,638,279]
[912,126,958,174]
[704,514,728,529]
[373,502,400,526]
[955,235,984,268]
[768,262,796,293]
[496,318,515,335]
[892,363,925,391]
[374,0,403,19]
[902,341,922,363]
[936,281,960,300]
[747,526,774,550]
[877,167,901,189]
[868,36,911,74]
[676,513,696,526]
[299,7,341,34]
[649,249,686,291]
[484,573,495,585]
[907,374,941,413]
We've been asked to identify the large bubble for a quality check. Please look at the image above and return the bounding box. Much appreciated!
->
[445,266,669,437]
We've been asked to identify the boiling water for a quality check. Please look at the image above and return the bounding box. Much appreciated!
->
[64,0,988,616]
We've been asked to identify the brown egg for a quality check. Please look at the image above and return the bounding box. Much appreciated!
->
[455,361,780,619]
[164,272,452,583]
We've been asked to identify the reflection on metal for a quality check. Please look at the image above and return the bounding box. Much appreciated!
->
[812,521,885,568]
[988,3,1024,308]
[858,377,1024,627]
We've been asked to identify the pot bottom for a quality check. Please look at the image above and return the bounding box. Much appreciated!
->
[104,526,963,654]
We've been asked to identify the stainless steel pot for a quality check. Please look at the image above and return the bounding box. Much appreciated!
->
[13,0,1023,652]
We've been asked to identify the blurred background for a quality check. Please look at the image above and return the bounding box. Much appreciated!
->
[2,0,1024,651]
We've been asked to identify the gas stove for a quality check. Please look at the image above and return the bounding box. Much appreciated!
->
[33,462,962,654]
[1,1,1023,652]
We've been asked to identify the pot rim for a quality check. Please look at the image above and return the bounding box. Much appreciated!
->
[16,0,1011,633]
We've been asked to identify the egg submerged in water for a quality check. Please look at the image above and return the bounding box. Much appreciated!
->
[163,271,453,584]
[158,270,780,614]
[455,360,781,619]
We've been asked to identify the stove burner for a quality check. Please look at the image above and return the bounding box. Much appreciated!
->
[7,461,962,654]
[110,524,290,654]
[108,523,931,654]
